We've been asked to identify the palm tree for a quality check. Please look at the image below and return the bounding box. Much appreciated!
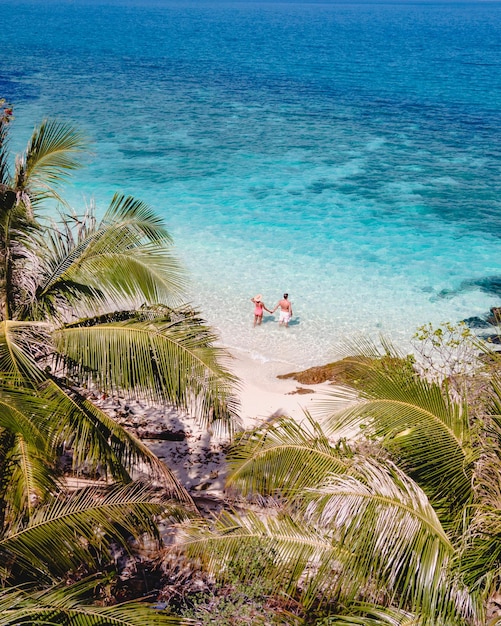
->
[0,101,238,514]
[0,584,183,626]
[178,341,501,625]
[0,101,237,621]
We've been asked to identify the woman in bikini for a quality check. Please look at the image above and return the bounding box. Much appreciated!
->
[250,294,272,327]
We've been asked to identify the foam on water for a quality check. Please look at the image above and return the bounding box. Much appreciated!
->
[2,0,501,371]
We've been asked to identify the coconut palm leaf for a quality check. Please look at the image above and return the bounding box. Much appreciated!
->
[0,368,192,509]
[17,223,101,322]
[32,195,185,318]
[179,509,346,606]
[302,458,460,615]
[13,120,86,208]
[101,193,173,244]
[0,482,184,582]
[52,313,239,430]
[2,433,61,522]
[222,414,476,620]
[0,581,185,625]
[0,382,51,446]
[318,603,443,625]
[190,459,471,620]
[2,604,185,626]
[0,320,49,383]
[69,241,185,311]
[0,382,64,520]
[227,414,350,498]
[455,379,501,591]
[41,380,192,502]
[318,345,474,525]
[458,495,501,598]
[64,193,183,306]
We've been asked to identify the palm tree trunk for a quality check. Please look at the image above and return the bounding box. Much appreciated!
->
[0,432,15,530]
[0,190,16,321]
[3,245,12,320]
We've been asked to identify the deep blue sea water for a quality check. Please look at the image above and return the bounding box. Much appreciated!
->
[2,0,501,370]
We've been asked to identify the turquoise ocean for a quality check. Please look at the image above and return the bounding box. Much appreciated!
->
[2,0,501,371]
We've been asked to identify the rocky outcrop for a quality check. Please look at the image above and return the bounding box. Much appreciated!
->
[278,355,415,388]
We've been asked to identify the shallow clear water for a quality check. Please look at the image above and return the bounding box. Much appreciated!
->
[2,0,501,370]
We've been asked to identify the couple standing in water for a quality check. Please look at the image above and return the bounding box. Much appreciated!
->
[250,293,293,328]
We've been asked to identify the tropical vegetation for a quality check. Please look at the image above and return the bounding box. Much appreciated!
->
[177,331,501,625]
[0,99,238,624]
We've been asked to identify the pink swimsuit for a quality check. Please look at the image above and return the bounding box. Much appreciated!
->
[254,302,264,316]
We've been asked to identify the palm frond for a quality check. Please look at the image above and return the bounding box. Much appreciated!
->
[68,243,186,311]
[318,349,474,521]
[0,482,184,581]
[4,434,61,521]
[15,222,101,322]
[0,581,185,625]
[101,193,173,244]
[305,459,452,581]
[0,383,50,446]
[456,379,501,591]
[178,509,344,606]
[320,603,438,625]
[0,382,62,519]
[218,436,472,619]
[0,586,28,625]
[32,195,186,316]
[227,414,350,498]
[302,458,476,621]
[52,313,239,430]
[72,193,185,308]
[0,320,49,383]
[458,500,501,598]
[14,120,87,204]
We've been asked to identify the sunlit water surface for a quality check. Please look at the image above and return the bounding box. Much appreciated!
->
[2,0,501,371]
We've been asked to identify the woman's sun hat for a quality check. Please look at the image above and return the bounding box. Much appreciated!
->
[254,294,263,302]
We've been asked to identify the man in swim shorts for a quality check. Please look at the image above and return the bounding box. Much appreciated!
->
[272,293,293,327]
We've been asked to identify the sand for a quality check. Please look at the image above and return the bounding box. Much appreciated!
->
[230,348,333,427]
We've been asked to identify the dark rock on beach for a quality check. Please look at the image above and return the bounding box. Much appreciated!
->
[278,357,371,386]
[278,363,340,385]
[287,387,315,395]
[279,354,415,388]
[463,315,493,329]
[463,307,501,329]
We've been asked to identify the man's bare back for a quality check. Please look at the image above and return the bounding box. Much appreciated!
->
[272,293,293,327]
[278,298,291,312]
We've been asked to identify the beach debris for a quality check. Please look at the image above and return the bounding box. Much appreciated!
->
[193,481,211,491]
[137,428,187,441]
